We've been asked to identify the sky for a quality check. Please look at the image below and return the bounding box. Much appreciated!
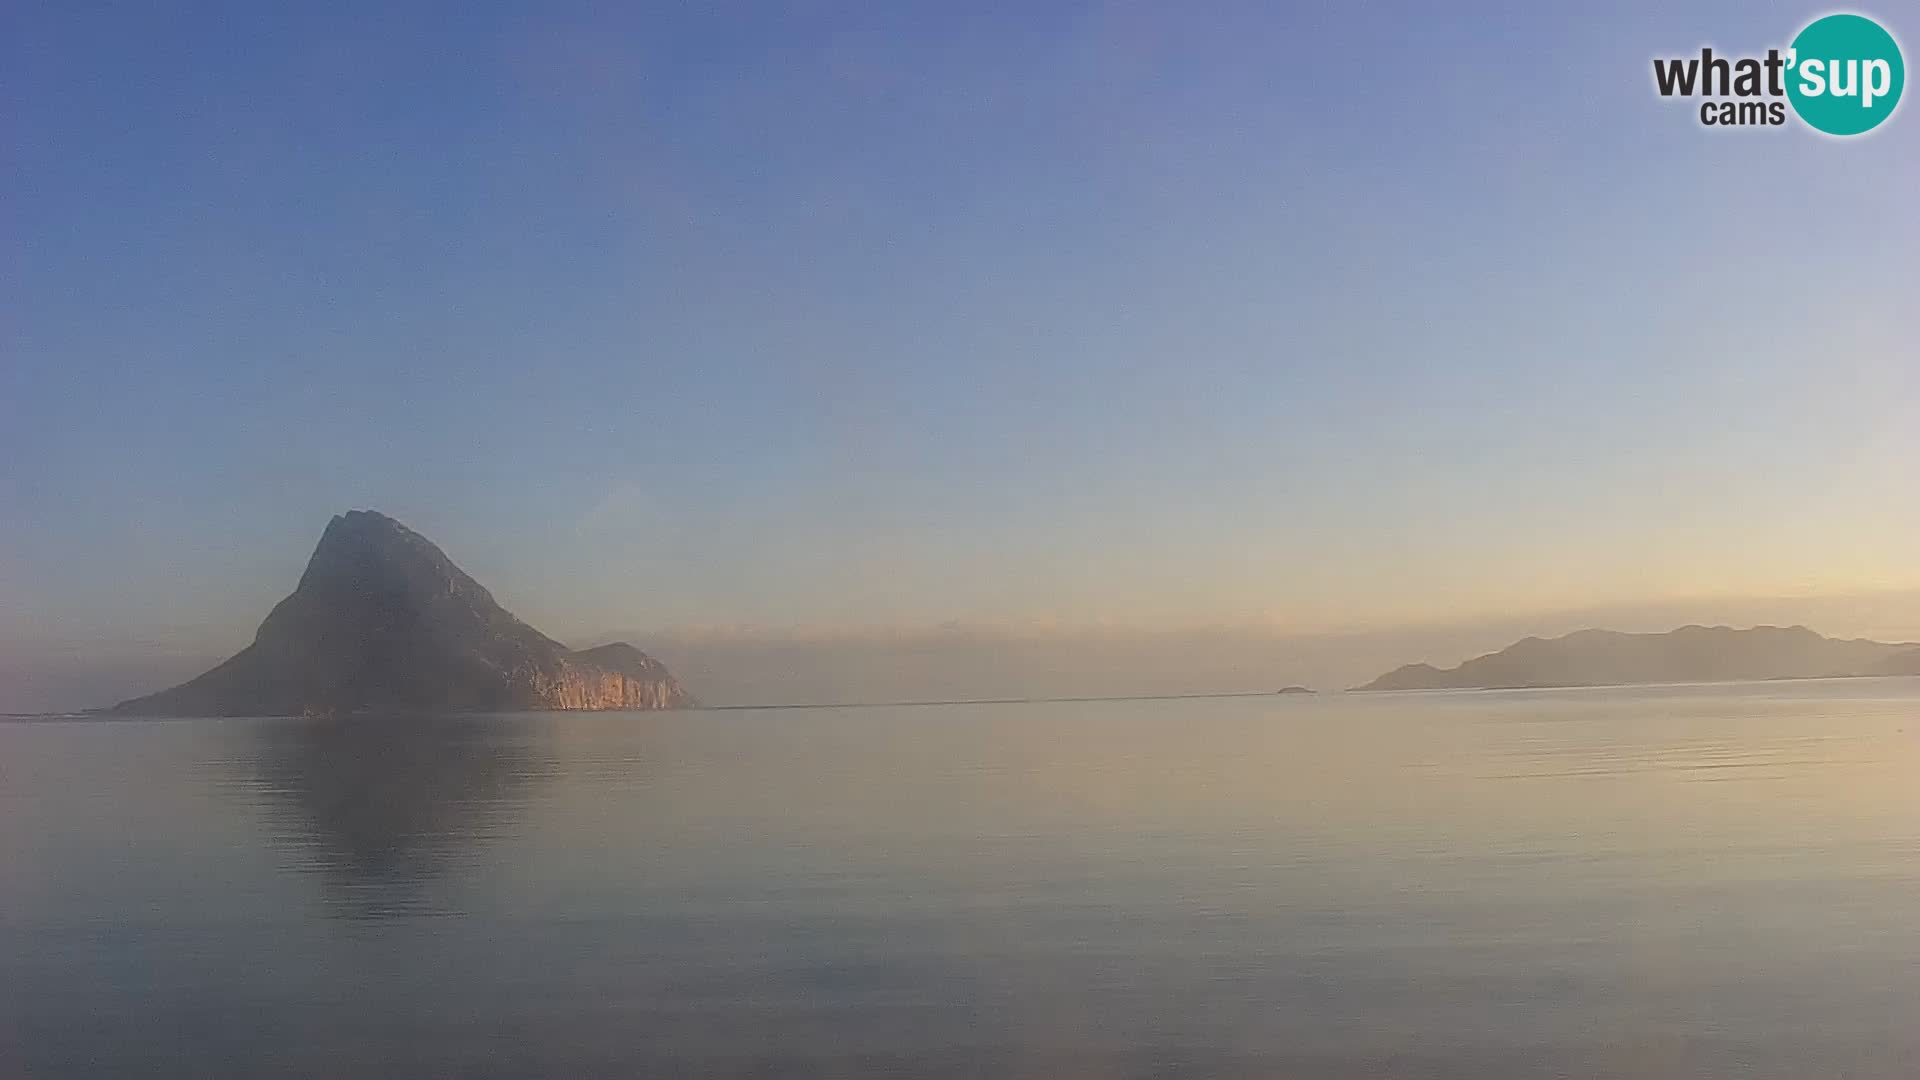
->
[3,2,1917,710]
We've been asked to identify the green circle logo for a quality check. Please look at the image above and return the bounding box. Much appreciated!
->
[1787,14,1905,135]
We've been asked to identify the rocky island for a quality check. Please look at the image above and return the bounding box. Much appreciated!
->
[110,510,694,716]
[1357,624,1920,692]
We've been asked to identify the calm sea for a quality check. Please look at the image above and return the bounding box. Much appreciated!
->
[4,681,1917,1078]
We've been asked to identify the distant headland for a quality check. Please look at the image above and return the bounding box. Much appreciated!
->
[1356,624,1920,692]
[109,511,694,716]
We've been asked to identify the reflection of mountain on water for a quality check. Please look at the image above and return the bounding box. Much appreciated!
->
[243,714,554,918]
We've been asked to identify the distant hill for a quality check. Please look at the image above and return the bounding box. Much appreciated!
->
[110,511,694,716]
[1874,646,1920,676]
[1357,625,1918,692]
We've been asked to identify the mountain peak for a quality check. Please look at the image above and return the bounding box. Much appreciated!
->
[302,510,477,588]
[334,508,401,529]
[111,512,694,715]
[312,509,417,553]
[305,512,410,573]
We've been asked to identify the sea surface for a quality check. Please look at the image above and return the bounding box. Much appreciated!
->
[4,680,1918,1078]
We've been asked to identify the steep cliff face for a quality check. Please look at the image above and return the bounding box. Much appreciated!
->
[111,511,694,715]
[546,644,690,710]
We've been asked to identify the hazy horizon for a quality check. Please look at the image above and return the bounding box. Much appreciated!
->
[7,552,1918,711]
[5,4,1917,710]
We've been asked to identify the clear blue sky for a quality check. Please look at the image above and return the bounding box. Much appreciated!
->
[3,3,1917,707]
